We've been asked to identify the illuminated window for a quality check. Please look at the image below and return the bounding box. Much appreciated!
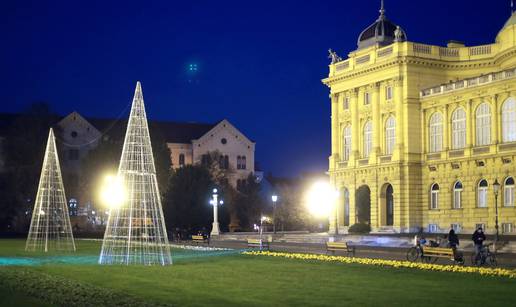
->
[363,121,372,158]
[453,181,462,209]
[475,102,491,146]
[478,179,488,208]
[451,107,466,149]
[502,97,516,142]
[364,92,371,105]
[179,154,185,166]
[385,116,396,155]
[504,177,515,207]
[343,97,350,110]
[386,86,393,100]
[429,112,443,152]
[430,183,439,209]
[343,125,351,161]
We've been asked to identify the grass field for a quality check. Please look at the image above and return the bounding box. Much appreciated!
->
[0,239,514,306]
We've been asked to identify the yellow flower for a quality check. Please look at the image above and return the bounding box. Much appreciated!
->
[242,251,516,279]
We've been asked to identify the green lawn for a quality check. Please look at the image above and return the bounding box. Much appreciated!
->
[0,239,514,306]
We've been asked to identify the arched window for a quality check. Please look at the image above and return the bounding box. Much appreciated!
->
[363,121,372,158]
[430,183,439,209]
[385,116,396,155]
[179,154,185,166]
[476,103,491,146]
[453,181,463,209]
[502,97,516,142]
[343,126,352,161]
[478,179,488,208]
[429,112,443,152]
[452,108,466,149]
[504,177,515,207]
[236,156,241,169]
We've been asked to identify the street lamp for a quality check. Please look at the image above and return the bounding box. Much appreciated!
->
[493,179,501,249]
[272,195,278,234]
[305,181,339,234]
[210,188,223,236]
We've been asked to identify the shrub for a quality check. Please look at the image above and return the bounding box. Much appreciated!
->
[348,223,371,234]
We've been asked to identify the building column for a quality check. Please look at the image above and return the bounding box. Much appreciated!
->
[330,93,340,170]
[491,94,499,145]
[443,105,449,151]
[394,77,404,160]
[350,89,359,166]
[372,83,381,161]
[466,99,473,156]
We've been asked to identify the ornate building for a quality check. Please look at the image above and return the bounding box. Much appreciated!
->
[322,5,516,235]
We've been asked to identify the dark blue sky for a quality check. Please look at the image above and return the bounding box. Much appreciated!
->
[1,1,511,177]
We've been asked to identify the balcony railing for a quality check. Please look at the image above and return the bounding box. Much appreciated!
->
[420,67,516,98]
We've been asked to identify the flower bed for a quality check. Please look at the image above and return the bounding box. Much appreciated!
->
[170,244,232,252]
[242,251,516,279]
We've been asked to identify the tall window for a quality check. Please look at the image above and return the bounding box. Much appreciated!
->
[504,177,515,207]
[430,183,439,209]
[452,108,466,149]
[343,125,352,161]
[237,156,246,170]
[363,121,372,158]
[179,154,185,166]
[385,116,396,155]
[241,156,246,169]
[478,179,488,208]
[386,86,393,100]
[364,92,371,105]
[343,97,350,110]
[429,112,443,152]
[502,97,516,142]
[453,181,463,209]
[476,103,491,146]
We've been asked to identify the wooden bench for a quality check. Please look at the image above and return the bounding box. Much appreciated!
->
[192,235,209,245]
[422,246,455,260]
[326,242,355,257]
[247,239,270,250]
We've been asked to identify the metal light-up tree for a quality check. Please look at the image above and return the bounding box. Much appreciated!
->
[26,128,76,252]
[99,81,172,265]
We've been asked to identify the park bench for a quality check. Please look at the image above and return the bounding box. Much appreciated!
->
[192,235,209,245]
[421,246,458,262]
[247,238,270,251]
[326,241,355,257]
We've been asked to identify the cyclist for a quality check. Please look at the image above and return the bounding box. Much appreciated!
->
[472,227,486,262]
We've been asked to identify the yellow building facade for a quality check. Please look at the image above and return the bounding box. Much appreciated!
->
[322,6,516,235]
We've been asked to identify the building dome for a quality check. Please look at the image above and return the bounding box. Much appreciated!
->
[357,3,406,50]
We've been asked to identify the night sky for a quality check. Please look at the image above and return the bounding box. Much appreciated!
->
[1,1,511,177]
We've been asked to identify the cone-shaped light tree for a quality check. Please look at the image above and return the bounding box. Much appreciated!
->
[26,128,76,252]
[99,82,172,265]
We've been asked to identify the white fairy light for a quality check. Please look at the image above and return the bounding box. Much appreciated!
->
[26,129,76,252]
[99,81,172,265]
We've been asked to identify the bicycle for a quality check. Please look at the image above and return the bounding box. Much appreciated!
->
[406,243,438,263]
[471,244,497,266]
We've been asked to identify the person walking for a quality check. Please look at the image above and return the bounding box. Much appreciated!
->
[448,229,459,248]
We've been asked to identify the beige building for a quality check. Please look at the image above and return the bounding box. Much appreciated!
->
[323,5,516,235]
[54,112,255,214]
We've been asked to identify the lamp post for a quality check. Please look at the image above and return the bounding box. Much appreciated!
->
[210,188,223,236]
[272,195,278,234]
[493,179,501,249]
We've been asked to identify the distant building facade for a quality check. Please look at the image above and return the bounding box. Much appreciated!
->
[323,5,516,234]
